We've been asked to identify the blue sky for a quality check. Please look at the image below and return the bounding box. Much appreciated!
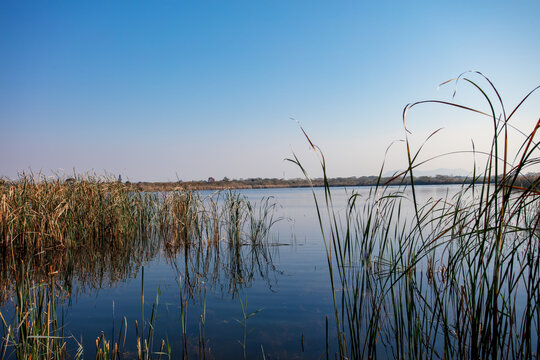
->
[1,0,539,181]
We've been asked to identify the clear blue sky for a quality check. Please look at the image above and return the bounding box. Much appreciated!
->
[1,0,539,181]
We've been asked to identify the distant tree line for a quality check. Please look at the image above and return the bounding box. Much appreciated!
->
[2,173,536,192]
[125,173,539,192]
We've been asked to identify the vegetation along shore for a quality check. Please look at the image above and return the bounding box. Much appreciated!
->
[2,172,532,192]
[0,73,538,359]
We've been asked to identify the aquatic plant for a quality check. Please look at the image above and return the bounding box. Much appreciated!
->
[0,178,280,358]
[165,191,280,296]
[0,173,156,251]
[0,263,170,360]
[291,72,540,358]
[0,262,83,359]
[235,296,262,360]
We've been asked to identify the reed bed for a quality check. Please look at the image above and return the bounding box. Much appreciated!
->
[0,177,279,359]
[162,190,280,296]
[293,72,540,359]
[0,174,156,252]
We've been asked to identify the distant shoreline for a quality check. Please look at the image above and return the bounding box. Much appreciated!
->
[2,173,536,192]
[126,174,538,192]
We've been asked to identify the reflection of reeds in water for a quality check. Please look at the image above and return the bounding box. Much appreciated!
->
[1,261,166,360]
[0,174,162,305]
[162,190,280,296]
[293,73,540,359]
[0,177,279,358]
[0,177,279,297]
[0,234,161,301]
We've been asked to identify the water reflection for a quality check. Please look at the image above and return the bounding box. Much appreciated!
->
[162,192,281,297]
[0,233,161,302]
[0,190,281,303]
[166,237,280,298]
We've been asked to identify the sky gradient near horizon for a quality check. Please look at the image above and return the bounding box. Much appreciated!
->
[1,1,539,181]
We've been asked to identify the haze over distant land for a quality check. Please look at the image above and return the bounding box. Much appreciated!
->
[383,168,472,178]
[1,1,539,181]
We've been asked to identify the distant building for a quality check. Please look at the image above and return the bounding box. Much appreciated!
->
[208,177,215,182]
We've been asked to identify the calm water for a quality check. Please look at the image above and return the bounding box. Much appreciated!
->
[1,185,463,359]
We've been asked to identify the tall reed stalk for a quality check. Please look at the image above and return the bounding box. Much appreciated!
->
[0,174,156,251]
[0,261,83,359]
[1,177,279,358]
[292,72,540,359]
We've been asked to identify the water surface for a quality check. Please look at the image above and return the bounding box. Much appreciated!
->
[1,185,464,359]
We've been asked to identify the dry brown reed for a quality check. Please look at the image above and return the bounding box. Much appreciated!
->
[0,174,155,252]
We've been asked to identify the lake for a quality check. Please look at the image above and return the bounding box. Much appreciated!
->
[1,184,535,359]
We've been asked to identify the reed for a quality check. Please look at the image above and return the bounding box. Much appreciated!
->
[292,72,540,358]
[159,190,201,248]
[1,178,279,358]
[1,262,169,360]
[235,296,262,360]
[0,261,82,359]
[0,174,156,252]
[162,190,280,296]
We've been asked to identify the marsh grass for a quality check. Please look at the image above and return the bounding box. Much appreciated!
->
[291,72,540,359]
[0,176,279,359]
[0,231,161,303]
[164,190,280,296]
[235,296,262,360]
[0,174,155,251]
[0,177,279,295]
[0,262,82,360]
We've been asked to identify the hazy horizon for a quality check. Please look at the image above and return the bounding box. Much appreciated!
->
[2,1,539,182]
